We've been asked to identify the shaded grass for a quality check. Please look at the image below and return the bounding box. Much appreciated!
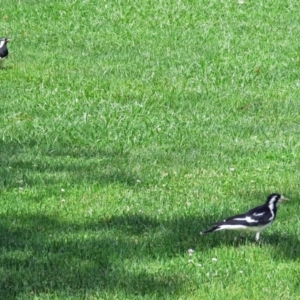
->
[0,212,299,299]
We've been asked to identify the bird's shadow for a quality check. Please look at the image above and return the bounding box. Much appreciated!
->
[0,65,12,70]
[198,228,300,257]
[262,232,300,260]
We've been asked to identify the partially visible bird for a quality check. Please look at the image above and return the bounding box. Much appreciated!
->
[0,37,10,67]
[201,193,289,241]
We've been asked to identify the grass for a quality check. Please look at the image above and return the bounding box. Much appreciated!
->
[1,0,300,298]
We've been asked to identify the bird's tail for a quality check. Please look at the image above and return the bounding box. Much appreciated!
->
[201,225,220,235]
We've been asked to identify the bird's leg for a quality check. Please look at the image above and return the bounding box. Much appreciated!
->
[255,232,260,242]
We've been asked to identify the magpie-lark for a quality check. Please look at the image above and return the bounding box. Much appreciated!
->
[0,37,10,67]
[201,193,289,241]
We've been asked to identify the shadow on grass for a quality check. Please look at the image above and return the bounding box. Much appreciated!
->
[0,65,13,71]
[0,213,196,299]
[0,212,299,299]
[0,141,140,189]
[0,142,298,298]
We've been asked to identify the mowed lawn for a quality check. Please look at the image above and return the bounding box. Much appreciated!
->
[1,0,300,299]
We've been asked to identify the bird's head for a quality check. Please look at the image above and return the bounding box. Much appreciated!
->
[266,193,289,207]
[0,37,10,47]
[1,37,10,42]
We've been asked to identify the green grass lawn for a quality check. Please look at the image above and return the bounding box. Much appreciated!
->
[1,0,300,299]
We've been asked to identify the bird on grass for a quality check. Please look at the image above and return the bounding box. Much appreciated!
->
[201,193,289,241]
[0,37,10,67]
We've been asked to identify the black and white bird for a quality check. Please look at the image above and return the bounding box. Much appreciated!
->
[0,37,10,67]
[201,193,289,241]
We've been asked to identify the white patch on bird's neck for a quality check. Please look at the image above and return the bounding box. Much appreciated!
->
[268,195,279,209]
[0,40,5,49]
[267,195,279,221]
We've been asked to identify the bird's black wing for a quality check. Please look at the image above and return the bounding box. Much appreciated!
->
[209,204,274,228]
[201,214,248,234]
[246,205,274,225]
[214,206,273,227]
[214,212,251,226]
